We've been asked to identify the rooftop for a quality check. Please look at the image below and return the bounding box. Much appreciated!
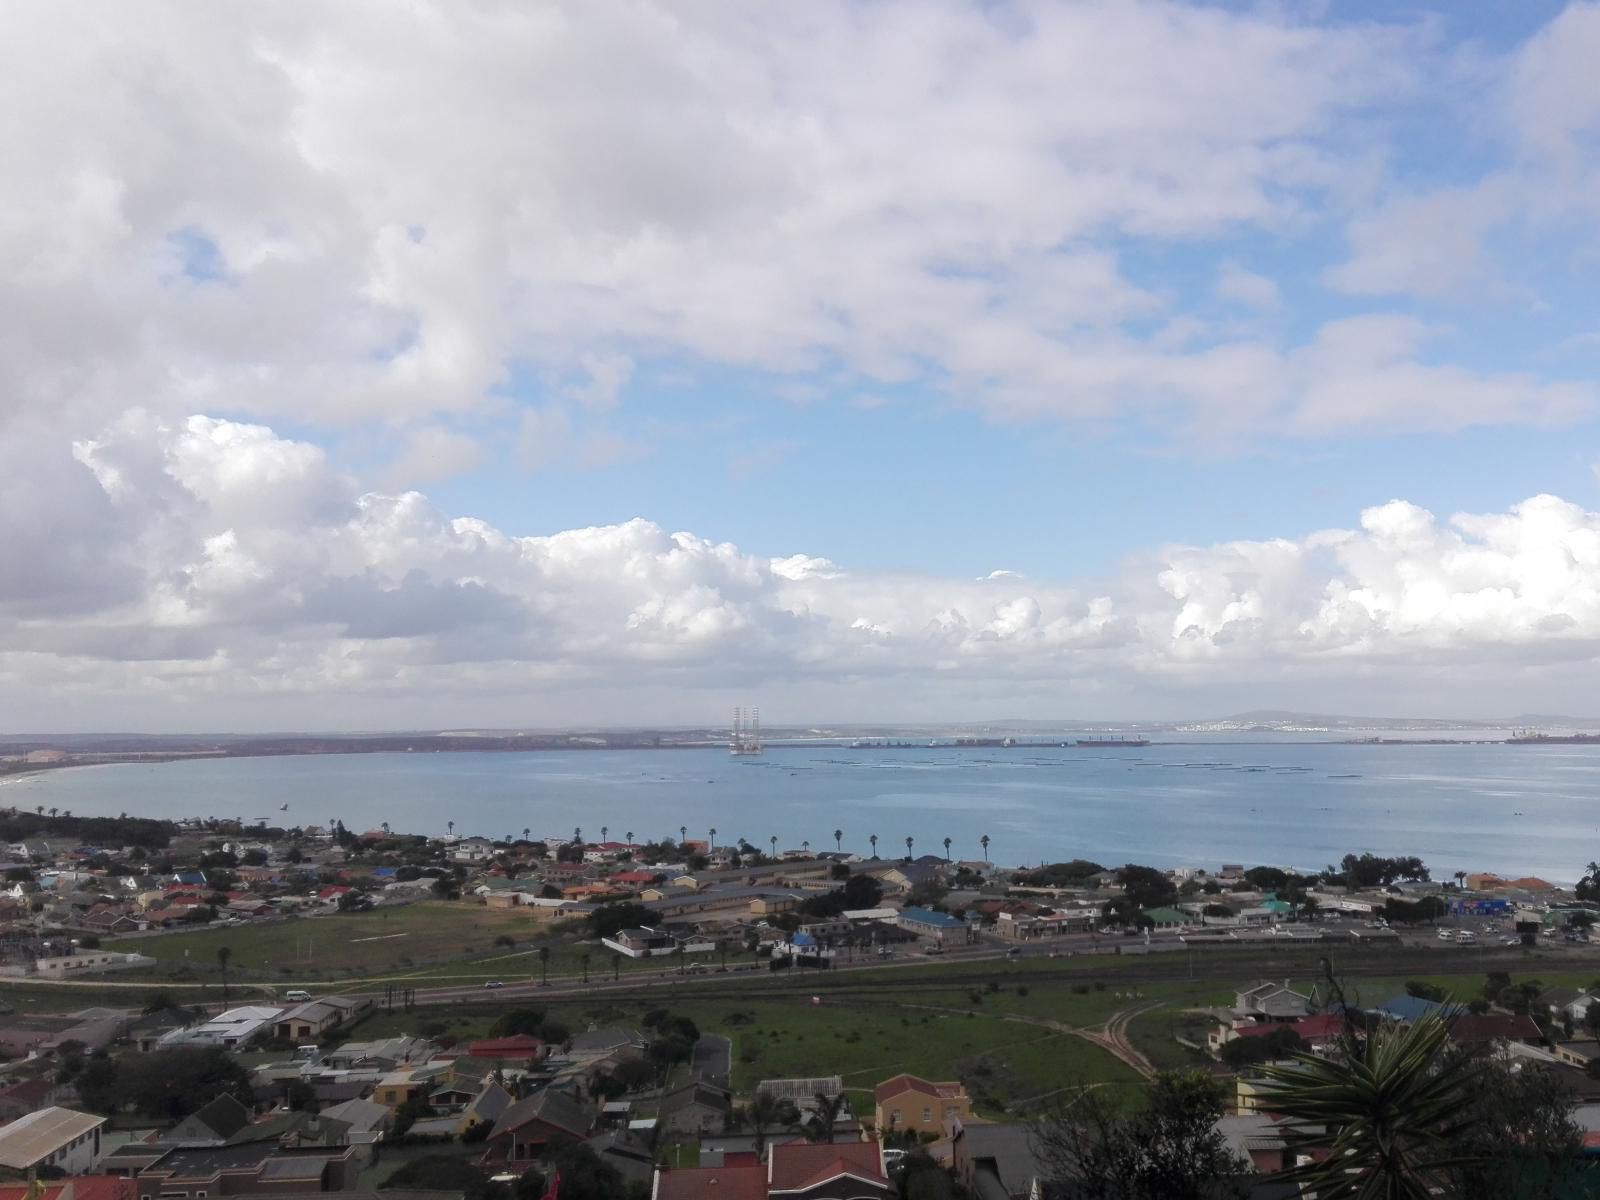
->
[0,1107,107,1169]
[652,1164,766,1200]
[897,906,965,928]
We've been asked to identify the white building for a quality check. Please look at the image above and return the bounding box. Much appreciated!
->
[157,1005,283,1049]
[0,1107,106,1176]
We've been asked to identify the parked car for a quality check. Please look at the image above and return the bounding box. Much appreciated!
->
[1437,929,1454,940]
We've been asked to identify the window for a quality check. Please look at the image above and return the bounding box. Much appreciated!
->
[890,1109,901,1126]
[921,1108,931,1123]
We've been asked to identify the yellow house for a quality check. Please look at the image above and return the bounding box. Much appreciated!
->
[873,1074,971,1136]
[750,895,798,916]
[374,1069,425,1109]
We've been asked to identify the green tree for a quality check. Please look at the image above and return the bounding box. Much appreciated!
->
[1404,980,1448,1002]
[490,1008,547,1038]
[380,1154,504,1200]
[1113,864,1177,910]
[587,902,655,939]
[1440,1055,1583,1200]
[806,1091,845,1144]
[113,1047,253,1120]
[1032,1071,1244,1199]
[1259,1011,1480,1197]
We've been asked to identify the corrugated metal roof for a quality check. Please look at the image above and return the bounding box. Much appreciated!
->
[0,1107,106,1168]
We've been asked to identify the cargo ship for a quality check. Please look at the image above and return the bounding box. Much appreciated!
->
[1074,736,1151,748]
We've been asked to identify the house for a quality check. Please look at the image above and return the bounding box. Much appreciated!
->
[656,1081,733,1137]
[949,1120,1045,1200]
[874,1075,972,1137]
[1448,1013,1544,1048]
[603,927,677,957]
[995,909,1095,939]
[460,1084,514,1135]
[482,1089,594,1165]
[767,1140,893,1199]
[567,1027,649,1055]
[112,1140,360,1199]
[162,1095,252,1146]
[0,1107,106,1178]
[0,1179,134,1200]
[273,996,363,1042]
[1210,1013,1345,1055]
[321,1036,434,1070]
[1537,987,1599,1027]
[466,1034,545,1061]
[653,1159,767,1200]
[0,1078,70,1124]
[316,1098,392,1144]
[585,1129,656,1191]
[1215,1111,1293,1174]
[1140,907,1188,929]
[754,1078,845,1119]
[158,1006,283,1050]
[896,907,970,946]
[1233,982,1312,1023]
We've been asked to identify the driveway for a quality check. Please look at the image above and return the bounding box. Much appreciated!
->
[693,1033,731,1086]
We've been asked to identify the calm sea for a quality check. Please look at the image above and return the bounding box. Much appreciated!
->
[6,737,1598,882]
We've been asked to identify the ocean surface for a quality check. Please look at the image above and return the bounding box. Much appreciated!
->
[6,737,1599,881]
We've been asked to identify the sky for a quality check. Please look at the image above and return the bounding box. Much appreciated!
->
[4,0,1600,732]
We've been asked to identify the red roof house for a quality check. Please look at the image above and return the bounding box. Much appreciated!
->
[466,1034,545,1061]
[768,1140,893,1198]
[653,1163,767,1200]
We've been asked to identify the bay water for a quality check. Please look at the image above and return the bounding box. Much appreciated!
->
[7,737,1599,882]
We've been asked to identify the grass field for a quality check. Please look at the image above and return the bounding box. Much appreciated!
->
[103,902,750,986]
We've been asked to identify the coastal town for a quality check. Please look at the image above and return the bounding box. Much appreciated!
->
[0,808,1599,1195]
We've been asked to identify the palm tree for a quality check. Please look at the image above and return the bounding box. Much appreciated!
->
[680,825,688,846]
[981,834,991,862]
[1259,1010,1481,1197]
[580,952,591,984]
[601,825,608,844]
[943,836,952,862]
[905,835,914,860]
[869,834,878,859]
[573,826,582,844]
[833,829,843,853]
[538,945,550,985]
[625,830,634,846]
[748,1090,786,1160]
[770,835,778,858]
[522,826,531,843]
[216,946,232,1007]
[708,827,717,851]
[802,839,810,854]
[447,820,454,836]
[49,807,58,818]
[381,821,390,835]
[807,1091,845,1144]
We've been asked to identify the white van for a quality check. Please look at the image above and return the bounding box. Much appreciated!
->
[284,989,312,1002]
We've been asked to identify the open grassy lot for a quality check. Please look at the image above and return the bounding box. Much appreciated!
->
[105,903,736,986]
[345,977,1145,1117]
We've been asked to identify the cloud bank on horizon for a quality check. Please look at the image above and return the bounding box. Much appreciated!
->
[4,1,1600,729]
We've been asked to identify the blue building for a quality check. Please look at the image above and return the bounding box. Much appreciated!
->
[896,906,972,945]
